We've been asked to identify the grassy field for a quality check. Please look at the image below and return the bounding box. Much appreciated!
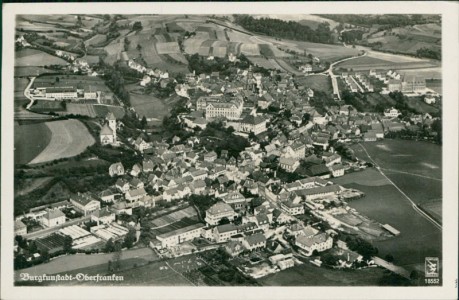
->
[15,49,68,67]
[295,75,332,95]
[14,122,52,165]
[84,34,107,47]
[156,42,181,54]
[14,77,29,102]
[405,97,439,114]
[347,140,442,271]
[332,168,390,186]
[14,248,158,281]
[151,206,198,228]
[129,89,169,121]
[28,119,95,164]
[259,263,386,286]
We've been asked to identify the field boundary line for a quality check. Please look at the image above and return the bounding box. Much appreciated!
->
[380,168,442,181]
[357,143,442,231]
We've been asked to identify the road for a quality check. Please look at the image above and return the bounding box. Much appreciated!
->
[357,143,442,230]
[24,215,91,240]
[319,51,367,100]
[24,77,36,109]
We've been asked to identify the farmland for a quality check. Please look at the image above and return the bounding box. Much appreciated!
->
[84,34,107,47]
[14,122,52,165]
[15,49,68,67]
[28,119,95,165]
[156,42,181,54]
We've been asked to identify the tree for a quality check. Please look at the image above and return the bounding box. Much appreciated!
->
[140,116,147,129]
[133,21,143,32]
[103,14,111,22]
[136,44,142,51]
[63,235,73,253]
[322,253,339,266]
[385,254,395,263]
[218,217,231,226]
[104,238,115,253]
[123,227,137,249]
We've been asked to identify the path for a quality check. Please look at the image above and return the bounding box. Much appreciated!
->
[357,143,442,230]
[319,51,367,100]
[24,215,91,240]
[24,77,36,109]
[372,256,411,279]
[380,168,442,182]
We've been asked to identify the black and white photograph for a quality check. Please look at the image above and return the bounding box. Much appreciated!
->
[1,2,458,300]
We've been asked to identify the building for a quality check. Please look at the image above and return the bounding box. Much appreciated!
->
[242,233,267,251]
[329,164,345,177]
[401,75,426,94]
[41,209,66,228]
[205,202,238,226]
[363,131,377,142]
[222,191,247,210]
[91,208,116,225]
[125,187,147,204]
[109,162,125,177]
[387,79,401,92]
[15,220,27,236]
[280,201,305,216]
[134,137,150,152]
[238,115,268,135]
[100,113,117,145]
[294,185,342,201]
[279,157,300,173]
[213,224,238,243]
[384,107,401,118]
[295,232,333,256]
[204,99,243,120]
[116,179,130,193]
[45,87,78,100]
[156,223,205,248]
[424,93,437,104]
[70,192,101,216]
[323,153,341,167]
[224,240,245,257]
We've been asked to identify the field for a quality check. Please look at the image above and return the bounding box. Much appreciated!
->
[295,75,332,95]
[156,42,181,54]
[84,34,107,47]
[14,248,158,281]
[14,77,29,101]
[259,263,386,286]
[347,140,442,271]
[247,57,278,70]
[150,206,197,228]
[14,122,52,165]
[405,97,439,114]
[253,14,340,29]
[15,49,68,67]
[129,89,169,122]
[15,66,56,77]
[28,119,95,164]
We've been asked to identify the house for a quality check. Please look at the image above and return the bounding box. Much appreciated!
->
[329,164,345,177]
[116,179,130,193]
[221,191,246,210]
[40,209,66,228]
[280,201,305,216]
[205,202,238,226]
[307,164,331,179]
[110,201,132,216]
[363,131,377,142]
[213,224,238,243]
[242,233,266,251]
[91,208,116,225]
[424,93,436,104]
[125,187,147,204]
[130,178,144,189]
[109,162,125,177]
[156,223,205,248]
[294,185,342,201]
[134,137,150,152]
[70,193,101,216]
[323,153,341,167]
[279,157,300,173]
[130,164,142,177]
[15,220,27,236]
[224,240,245,257]
[204,151,218,162]
[191,180,206,194]
[238,115,268,135]
[142,159,154,173]
[255,213,270,231]
[384,107,401,118]
[401,75,426,94]
[99,188,118,203]
[295,232,333,256]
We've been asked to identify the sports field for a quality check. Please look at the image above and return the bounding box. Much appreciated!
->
[28,119,95,164]
[15,49,68,67]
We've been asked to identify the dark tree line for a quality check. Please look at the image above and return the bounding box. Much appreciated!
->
[234,15,334,44]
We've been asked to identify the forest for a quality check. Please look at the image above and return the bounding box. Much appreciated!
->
[233,15,335,44]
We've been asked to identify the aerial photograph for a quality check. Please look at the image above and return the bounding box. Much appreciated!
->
[12,13,442,287]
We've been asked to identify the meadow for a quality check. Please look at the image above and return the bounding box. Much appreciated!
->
[14,122,52,165]
[28,119,95,165]
[295,75,333,95]
[15,49,67,67]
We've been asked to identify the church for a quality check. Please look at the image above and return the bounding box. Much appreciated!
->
[100,112,117,145]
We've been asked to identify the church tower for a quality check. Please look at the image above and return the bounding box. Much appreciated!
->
[106,112,117,142]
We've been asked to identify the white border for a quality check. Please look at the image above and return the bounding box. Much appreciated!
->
[2,2,458,300]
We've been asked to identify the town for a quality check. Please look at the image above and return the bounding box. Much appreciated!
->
[13,14,442,287]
